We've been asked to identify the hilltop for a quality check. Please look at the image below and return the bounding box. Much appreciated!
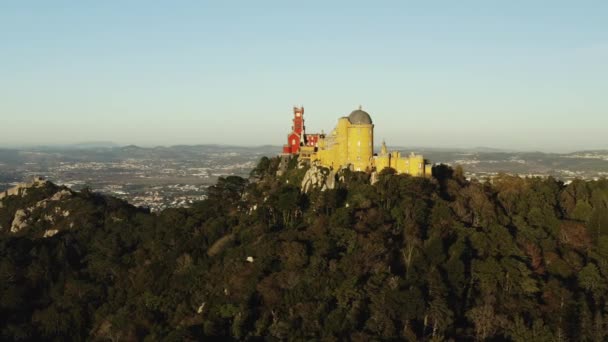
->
[1,157,608,340]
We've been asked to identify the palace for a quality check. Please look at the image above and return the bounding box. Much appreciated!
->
[282,106,431,177]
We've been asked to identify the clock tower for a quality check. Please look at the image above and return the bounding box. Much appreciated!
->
[282,106,306,154]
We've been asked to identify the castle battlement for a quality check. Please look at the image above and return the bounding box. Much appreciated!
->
[0,177,48,201]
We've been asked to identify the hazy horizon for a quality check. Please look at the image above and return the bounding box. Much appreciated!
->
[1,140,607,155]
[1,1,607,152]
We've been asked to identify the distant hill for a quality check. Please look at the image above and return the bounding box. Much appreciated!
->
[387,146,516,153]
[69,141,121,149]
[29,141,121,150]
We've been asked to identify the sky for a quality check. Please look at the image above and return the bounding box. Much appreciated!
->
[0,1,607,152]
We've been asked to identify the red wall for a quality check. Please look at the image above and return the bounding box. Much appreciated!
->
[287,133,300,153]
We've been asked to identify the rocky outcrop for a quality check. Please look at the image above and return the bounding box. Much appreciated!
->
[301,163,336,193]
[370,171,379,185]
[297,159,308,169]
[50,189,72,201]
[11,209,29,233]
[33,190,72,212]
[3,187,74,235]
[43,229,59,238]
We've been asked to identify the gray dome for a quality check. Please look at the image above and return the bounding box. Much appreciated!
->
[348,109,372,125]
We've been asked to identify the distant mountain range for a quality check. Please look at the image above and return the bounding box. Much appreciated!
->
[3,143,607,154]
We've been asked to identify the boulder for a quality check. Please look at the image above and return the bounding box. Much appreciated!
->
[43,229,59,238]
[50,189,72,201]
[10,209,29,233]
[301,163,336,193]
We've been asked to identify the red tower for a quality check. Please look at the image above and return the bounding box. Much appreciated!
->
[283,106,305,154]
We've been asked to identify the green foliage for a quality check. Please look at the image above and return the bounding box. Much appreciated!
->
[1,161,608,340]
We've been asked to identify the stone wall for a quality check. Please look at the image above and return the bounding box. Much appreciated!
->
[0,177,47,201]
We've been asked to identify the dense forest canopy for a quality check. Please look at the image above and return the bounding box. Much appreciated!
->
[1,156,608,341]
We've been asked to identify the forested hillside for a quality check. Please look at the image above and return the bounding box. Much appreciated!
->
[1,156,608,341]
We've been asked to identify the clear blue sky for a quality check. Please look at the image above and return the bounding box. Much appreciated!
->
[1,1,607,152]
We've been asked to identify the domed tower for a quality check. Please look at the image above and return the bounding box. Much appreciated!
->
[346,106,374,171]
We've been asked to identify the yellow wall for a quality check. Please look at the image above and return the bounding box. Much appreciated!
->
[336,118,349,167]
[309,112,430,177]
[380,153,428,177]
[347,124,373,171]
[372,149,430,177]
[312,117,374,172]
[375,154,390,172]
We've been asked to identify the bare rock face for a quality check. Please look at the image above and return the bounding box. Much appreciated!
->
[43,214,55,223]
[2,186,74,235]
[31,189,73,212]
[10,209,29,233]
[43,229,59,238]
[370,171,379,185]
[50,190,72,201]
[301,163,336,193]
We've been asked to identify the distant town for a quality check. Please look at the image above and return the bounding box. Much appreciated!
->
[1,145,607,212]
[0,145,275,212]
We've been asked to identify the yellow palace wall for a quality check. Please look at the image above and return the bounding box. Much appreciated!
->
[309,112,430,177]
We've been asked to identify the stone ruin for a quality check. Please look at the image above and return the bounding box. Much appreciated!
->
[0,176,48,201]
